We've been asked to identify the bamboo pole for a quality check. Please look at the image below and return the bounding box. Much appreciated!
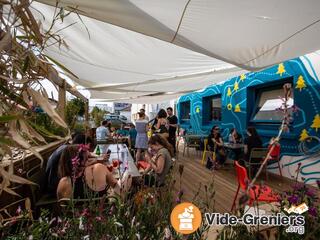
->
[57,79,66,120]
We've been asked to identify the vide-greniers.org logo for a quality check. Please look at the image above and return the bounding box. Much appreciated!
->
[171,202,306,235]
[205,213,305,235]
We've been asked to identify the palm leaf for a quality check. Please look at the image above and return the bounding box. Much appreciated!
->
[28,88,68,129]
[44,54,78,79]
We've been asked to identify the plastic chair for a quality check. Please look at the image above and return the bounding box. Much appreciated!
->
[26,165,57,208]
[231,161,279,212]
[201,138,214,165]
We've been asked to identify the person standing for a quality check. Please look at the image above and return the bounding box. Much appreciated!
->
[128,123,137,149]
[140,108,149,121]
[135,112,149,161]
[166,107,178,155]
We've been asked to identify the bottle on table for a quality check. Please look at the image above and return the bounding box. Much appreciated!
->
[96,145,101,155]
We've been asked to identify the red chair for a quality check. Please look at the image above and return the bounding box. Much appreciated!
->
[267,144,282,177]
[231,161,279,212]
[137,161,150,170]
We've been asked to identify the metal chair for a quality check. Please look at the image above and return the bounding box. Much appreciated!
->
[183,135,201,156]
[201,138,214,165]
[244,148,269,179]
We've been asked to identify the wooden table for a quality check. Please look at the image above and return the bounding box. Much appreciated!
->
[96,144,141,178]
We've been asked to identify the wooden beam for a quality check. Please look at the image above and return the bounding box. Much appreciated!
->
[66,84,87,101]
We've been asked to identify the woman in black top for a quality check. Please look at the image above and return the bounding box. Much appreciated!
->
[243,127,263,176]
[154,109,169,139]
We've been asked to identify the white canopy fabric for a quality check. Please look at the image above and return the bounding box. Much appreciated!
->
[29,1,320,102]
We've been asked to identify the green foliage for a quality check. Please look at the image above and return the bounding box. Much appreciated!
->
[65,98,85,129]
[91,106,108,127]
[73,122,86,134]
[1,164,214,239]
[32,113,67,139]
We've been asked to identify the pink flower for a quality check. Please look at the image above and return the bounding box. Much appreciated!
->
[72,156,80,168]
[95,216,102,222]
[79,144,90,152]
[81,208,90,217]
[16,206,22,215]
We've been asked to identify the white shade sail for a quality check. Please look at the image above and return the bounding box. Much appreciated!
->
[28,0,320,102]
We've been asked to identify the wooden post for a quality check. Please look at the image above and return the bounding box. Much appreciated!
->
[57,80,66,120]
[84,100,89,124]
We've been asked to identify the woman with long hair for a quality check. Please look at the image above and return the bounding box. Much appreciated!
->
[154,109,169,139]
[142,134,173,187]
[57,145,131,199]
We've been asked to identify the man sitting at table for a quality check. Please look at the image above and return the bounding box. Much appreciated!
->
[45,133,109,196]
[96,120,112,153]
[96,120,111,141]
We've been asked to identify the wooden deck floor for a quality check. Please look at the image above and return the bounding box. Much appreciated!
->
[172,147,306,213]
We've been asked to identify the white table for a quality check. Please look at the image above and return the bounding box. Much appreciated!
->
[96,144,141,178]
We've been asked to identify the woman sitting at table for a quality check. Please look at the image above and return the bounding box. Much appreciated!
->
[142,135,173,187]
[228,128,243,161]
[228,128,242,144]
[243,126,263,176]
[56,145,131,200]
[207,126,226,169]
